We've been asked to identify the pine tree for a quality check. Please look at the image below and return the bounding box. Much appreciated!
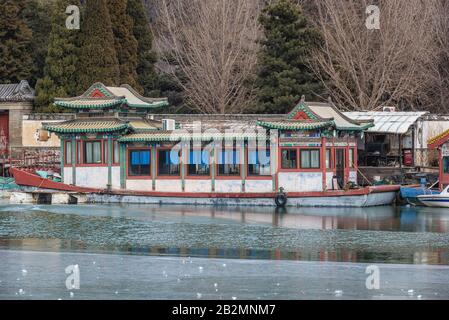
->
[127,0,159,96]
[0,0,34,84]
[78,0,120,90]
[254,0,324,114]
[22,0,53,87]
[108,0,140,89]
[34,0,81,113]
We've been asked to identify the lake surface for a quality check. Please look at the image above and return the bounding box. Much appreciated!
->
[1,202,449,299]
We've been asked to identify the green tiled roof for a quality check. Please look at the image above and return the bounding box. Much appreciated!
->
[256,120,334,130]
[54,98,126,109]
[54,83,169,110]
[119,132,269,142]
[44,119,128,134]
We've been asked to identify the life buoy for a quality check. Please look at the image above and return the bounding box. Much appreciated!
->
[275,193,287,207]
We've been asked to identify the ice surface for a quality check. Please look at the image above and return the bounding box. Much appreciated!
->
[0,249,449,300]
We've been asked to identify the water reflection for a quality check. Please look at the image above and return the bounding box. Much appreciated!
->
[0,203,449,265]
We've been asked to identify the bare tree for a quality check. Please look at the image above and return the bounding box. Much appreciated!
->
[311,0,439,111]
[153,0,262,114]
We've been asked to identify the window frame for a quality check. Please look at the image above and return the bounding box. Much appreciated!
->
[325,148,333,170]
[157,147,181,178]
[443,156,449,174]
[247,147,271,178]
[186,146,211,178]
[64,140,73,165]
[127,148,152,178]
[83,140,103,165]
[216,145,241,178]
[280,148,298,171]
[300,149,321,170]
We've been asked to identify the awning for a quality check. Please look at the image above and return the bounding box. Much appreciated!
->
[344,111,428,134]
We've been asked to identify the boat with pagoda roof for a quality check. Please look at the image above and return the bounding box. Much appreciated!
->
[11,83,400,207]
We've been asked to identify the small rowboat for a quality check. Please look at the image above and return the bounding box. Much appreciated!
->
[417,186,449,208]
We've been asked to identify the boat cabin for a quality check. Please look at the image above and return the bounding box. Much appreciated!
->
[44,83,373,194]
[428,129,449,190]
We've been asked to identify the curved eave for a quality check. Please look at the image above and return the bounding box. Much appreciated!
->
[126,100,169,109]
[54,99,126,109]
[256,120,334,131]
[336,123,374,132]
[119,134,269,143]
[44,124,129,134]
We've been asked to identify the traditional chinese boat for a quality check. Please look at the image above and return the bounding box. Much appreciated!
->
[10,167,399,207]
[15,82,400,207]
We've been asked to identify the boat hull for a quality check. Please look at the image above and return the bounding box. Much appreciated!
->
[400,186,440,205]
[417,196,449,208]
[88,186,399,207]
[10,167,399,207]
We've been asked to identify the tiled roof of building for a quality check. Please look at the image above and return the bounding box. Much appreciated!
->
[0,80,35,102]
[256,119,334,130]
[128,119,162,131]
[54,98,125,109]
[119,131,269,142]
[283,100,374,131]
[44,118,128,134]
[54,83,168,109]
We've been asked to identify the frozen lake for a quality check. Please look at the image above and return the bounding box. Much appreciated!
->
[1,249,449,300]
[1,202,449,299]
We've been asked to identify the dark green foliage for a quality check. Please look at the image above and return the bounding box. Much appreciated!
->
[77,0,120,90]
[127,0,159,96]
[109,0,140,89]
[22,0,53,87]
[254,0,325,114]
[34,0,81,112]
[0,0,34,84]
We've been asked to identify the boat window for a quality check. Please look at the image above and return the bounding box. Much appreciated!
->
[158,149,180,176]
[326,149,332,169]
[84,141,102,164]
[128,150,151,176]
[281,149,297,169]
[113,140,120,164]
[300,149,320,169]
[65,141,73,165]
[248,149,271,176]
[349,149,355,168]
[217,147,240,176]
[187,148,210,176]
[444,156,449,174]
[77,141,81,164]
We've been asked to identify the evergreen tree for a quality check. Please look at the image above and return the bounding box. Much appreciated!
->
[34,0,81,112]
[78,0,120,90]
[0,0,34,83]
[23,0,53,87]
[254,0,324,114]
[108,0,140,89]
[127,0,159,96]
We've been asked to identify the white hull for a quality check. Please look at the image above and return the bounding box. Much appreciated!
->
[87,191,397,208]
[417,186,449,208]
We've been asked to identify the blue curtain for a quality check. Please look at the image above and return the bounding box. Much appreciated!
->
[131,151,150,165]
[248,150,270,165]
[218,150,239,164]
[189,150,210,165]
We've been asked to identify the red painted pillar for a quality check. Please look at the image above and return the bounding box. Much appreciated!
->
[321,136,327,191]
[440,148,443,191]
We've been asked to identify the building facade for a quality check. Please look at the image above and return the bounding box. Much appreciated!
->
[45,83,373,194]
[0,80,35,157]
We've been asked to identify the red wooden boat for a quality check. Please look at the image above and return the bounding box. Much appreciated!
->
[10,167,100,193]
